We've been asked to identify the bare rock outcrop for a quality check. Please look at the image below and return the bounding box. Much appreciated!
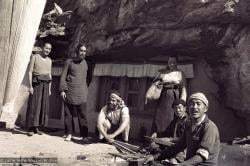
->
[42,0,250,130]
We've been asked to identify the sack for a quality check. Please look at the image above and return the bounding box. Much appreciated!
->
[146,81,163,101]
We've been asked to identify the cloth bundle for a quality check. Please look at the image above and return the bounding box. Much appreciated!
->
[145,81,163,102]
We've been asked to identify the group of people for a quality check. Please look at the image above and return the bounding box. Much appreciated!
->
[25,42,220,165]
[26,43,89,141]
[144,93,220,166]
[25,42,129,143]
[143,57,220,165]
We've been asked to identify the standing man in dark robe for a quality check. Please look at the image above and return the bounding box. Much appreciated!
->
[59,44,89,142]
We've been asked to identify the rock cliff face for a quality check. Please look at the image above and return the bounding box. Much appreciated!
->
[45,0,250,127]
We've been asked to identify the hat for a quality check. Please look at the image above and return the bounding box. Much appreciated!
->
[108,90,121,97]
[172,99,186,107]
[188,92,208,106]
[108,90,123,102]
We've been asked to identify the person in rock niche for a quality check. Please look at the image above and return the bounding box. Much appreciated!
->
[150,57,187,139]
[97,90,130,143]
[26,42,53,136]
[59,44,89,142]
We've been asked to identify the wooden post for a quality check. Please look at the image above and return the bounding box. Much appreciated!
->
[0,0,46,128]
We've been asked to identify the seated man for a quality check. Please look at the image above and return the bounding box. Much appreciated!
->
[150,99,188,164]
[156,99,188,143]
[144,92,220,166]
[97,90,130,143]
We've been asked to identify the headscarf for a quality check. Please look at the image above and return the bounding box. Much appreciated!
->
[109,92,126,108]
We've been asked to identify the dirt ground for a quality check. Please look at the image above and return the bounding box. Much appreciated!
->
[0,128,129,166]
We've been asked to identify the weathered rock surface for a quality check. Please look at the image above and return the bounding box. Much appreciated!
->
[42,0,250,129]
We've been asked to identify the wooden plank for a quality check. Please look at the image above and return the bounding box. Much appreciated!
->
[93,63,194,78]
[112,141,138,155]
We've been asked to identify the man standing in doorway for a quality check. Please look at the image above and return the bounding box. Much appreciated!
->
[59,44,89,142]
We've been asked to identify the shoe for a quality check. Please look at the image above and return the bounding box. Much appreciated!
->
[65,134,72,142]
[99,138,107,143]
[34,128,43,135]
[82,137,91,144]
[27,131,34,136]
